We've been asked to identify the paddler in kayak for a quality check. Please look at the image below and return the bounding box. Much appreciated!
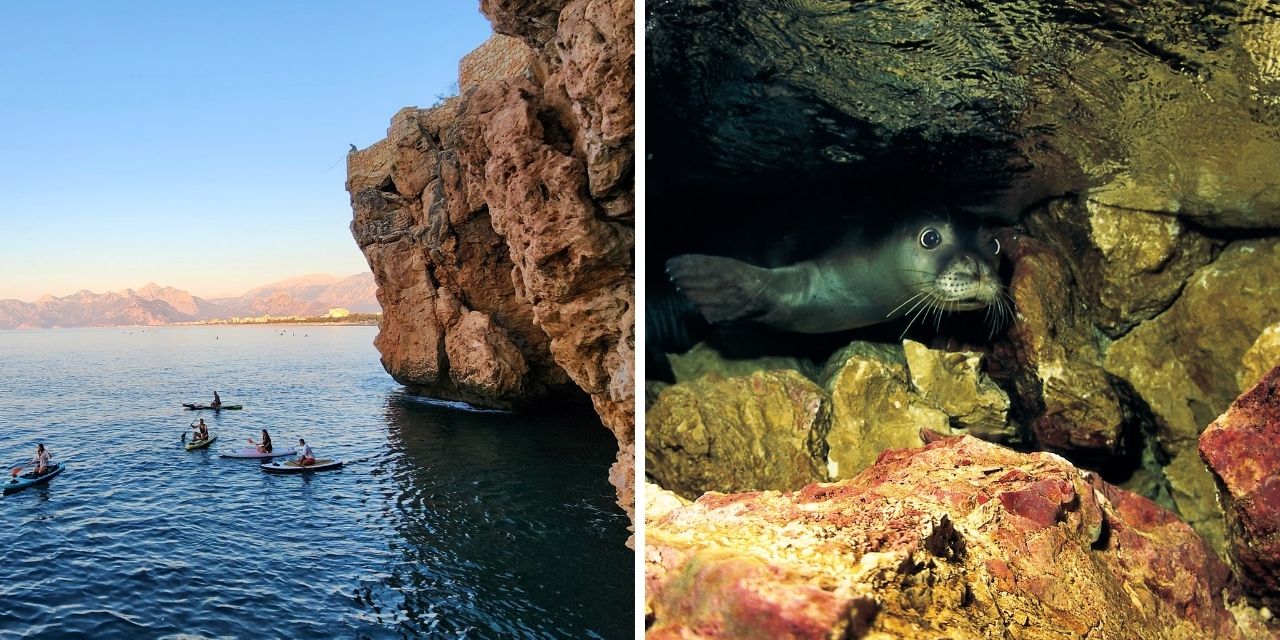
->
[11,443,52,478]
[248,429,272,454]
[211,391,222,410]
[296,438,316,466]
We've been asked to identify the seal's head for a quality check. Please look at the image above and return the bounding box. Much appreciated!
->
[888,210,1008,330]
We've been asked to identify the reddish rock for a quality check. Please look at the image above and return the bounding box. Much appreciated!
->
[1200,364,1280,609]
[647,436,1270,639]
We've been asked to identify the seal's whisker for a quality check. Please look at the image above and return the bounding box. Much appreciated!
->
[886,291,928,318]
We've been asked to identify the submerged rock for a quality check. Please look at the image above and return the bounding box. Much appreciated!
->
[1241,323,1280,392]
[820,342,946,480]
[645,370,830,500]
[1200,364,1280,611]
[1105,238,1280,550]
[1000,232,1126,453]
[901,339,1012,442]
[1024,198,1214,338]
[647,436,1271,639]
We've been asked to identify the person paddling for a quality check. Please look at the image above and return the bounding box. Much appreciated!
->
[211,391,222,410]
[193,419,209,442]
[296,439,316,466]
[248,429,272,454]
[11,443,53,478]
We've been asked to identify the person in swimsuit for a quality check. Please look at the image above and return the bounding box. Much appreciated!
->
[29,443,51,475]
[296,439,315,466]
[211,391,222,409]
[249,429,272,454]
[193,418,209,442]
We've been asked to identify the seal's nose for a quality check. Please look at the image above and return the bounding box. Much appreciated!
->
[953,255,980,279]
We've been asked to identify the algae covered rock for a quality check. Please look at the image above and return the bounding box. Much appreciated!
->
[645,370,830,500]
[1241,323,1280,392]
[1105,239,1280,550]
[646,436,1269,639]
[902,339,1012,442]
[1025,198,1214,337]
[820,342,948,480]
[668,342,816,385]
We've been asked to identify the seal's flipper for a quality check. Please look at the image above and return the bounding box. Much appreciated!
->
[666,255,772,324]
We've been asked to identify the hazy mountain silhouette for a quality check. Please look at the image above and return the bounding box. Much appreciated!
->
[0,273,378,329]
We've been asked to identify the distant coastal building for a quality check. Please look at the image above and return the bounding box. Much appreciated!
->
[327,308,350,318]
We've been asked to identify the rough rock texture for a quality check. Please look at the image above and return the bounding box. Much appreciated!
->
[901,339,1012,442]
[647,436,1272,639]
[1200,364,1280,610]
[1106,239,1280,551]
[997,231,1126,453]
[820,342,947,480]
[1242,323,1280,392]
[647,0,1280,227]
[1023,198,1215,338]
[645,371,830,500]
[668,342,816,386]
[349,0,634,520]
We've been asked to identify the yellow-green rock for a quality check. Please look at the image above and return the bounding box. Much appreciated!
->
[1240,323,1280,392]
[902,339,1013,442]
[645,370,830,500]
[821,342,949,479]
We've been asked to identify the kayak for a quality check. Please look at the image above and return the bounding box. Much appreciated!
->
[219,447,296,459]
[4,463,64,495]
[184,435,218,451]
[261,459,343,474]
[183,403,242,410]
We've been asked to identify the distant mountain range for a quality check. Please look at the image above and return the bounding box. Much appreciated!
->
[0,273,379,329]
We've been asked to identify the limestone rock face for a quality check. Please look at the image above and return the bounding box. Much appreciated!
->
[348,0,634,520]
[645,371,830,500]
[1200,365,1280,610]
[647,436,1270,639]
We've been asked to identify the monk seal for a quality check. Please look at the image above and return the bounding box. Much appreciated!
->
[665,207,1009,336]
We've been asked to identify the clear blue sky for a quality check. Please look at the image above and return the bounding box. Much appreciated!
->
[0,1,493,301]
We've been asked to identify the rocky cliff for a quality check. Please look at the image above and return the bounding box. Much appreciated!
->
[347,1,634,523]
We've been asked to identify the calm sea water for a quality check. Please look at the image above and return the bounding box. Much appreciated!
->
[0,326,631,639]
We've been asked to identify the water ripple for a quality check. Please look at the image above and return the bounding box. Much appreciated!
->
[0,326,631,639]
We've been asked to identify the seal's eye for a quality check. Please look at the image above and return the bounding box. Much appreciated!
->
[919,228,942,249]
[989,237,1001,256]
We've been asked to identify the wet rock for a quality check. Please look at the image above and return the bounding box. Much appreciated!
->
[999,232,1126,453]
[668,342,816,385]
[1241,323,1280,392]
[820,342,948,480]
[902,339,1013,442]
[647,435,1267,639]
[645,371,830,500]
[1200,365,1280,610]
[1106,239,1280,548]
[648,1,1280,226]
[1024,198,1214,337]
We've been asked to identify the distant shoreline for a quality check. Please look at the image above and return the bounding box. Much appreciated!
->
[0,313,381,331]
